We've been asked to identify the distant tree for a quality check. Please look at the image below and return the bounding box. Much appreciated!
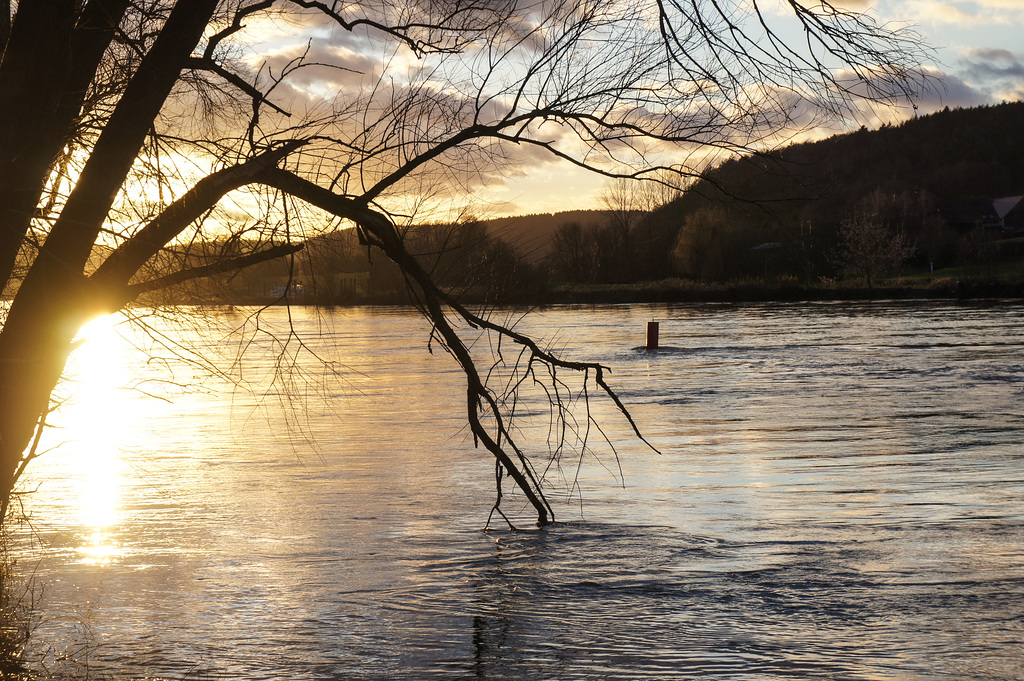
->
[834,191,915,289]
[671,207,740,282]
[0,1,929,525]
[916,220,959,271]
[410,219,491,292]
[591,181,632,281]
[957,227,1002,281]
[596,175,686,282]
[409,219,541,303]
[792,213,829,282]
[299,230,367,304]
[633,177,686,280]
[552,221,596,283]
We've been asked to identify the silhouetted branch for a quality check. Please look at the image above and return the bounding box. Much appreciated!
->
[124,242,304,298]
[185,56,292,117]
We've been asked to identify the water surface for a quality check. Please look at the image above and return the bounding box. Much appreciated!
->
[15,301,1024,679]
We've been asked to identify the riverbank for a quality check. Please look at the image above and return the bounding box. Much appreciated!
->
[27,271,1013,309]
[210,277,1024,307]
[544,277,1024,304]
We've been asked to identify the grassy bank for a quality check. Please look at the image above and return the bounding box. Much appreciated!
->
[547,270,1024,305]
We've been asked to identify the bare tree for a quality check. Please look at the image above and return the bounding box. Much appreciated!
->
[600,173,686,281]
[552,221,596,283]
[596,178,641,281]
[835,190,916,290]
[0,1,929,525]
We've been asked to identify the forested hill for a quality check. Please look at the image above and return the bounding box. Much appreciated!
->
[473,102,1024,265]
[672,100,1024,227]
[478,210,608,259]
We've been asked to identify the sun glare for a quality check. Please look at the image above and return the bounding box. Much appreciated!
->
[51,313,134,564]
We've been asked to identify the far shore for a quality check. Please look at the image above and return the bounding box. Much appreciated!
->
[124,277,1024,308]
[540,279,1024,305]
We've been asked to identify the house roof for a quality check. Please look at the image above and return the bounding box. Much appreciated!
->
[935,198,1001,229]
[993,195,1024,219]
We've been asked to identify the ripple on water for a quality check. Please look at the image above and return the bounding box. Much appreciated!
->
[16,303,1024,680]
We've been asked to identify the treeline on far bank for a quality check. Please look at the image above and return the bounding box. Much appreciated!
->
[542,101,1024,301]
[140,219,549,307]
[147,101,1024,306]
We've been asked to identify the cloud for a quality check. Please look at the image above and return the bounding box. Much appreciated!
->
[956,47,1024,102]
[759,1,875,16]
[255,42,381,91]
[187,0,1023,220]
[972,0,1024,7]
[917,70,992,109]
[826,1,874,8]
[961,47,1024,80]
[899,0,1024,26]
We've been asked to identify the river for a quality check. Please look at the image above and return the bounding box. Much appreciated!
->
[12,301,1024,679]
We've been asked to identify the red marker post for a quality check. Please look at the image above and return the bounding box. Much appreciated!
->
[646,321,659,349]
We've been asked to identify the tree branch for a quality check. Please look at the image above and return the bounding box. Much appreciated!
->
[253,167,658,525]
[92,140,305,287]
[204,0,275,58]
[123,242,304,298]
[186,56,292,117]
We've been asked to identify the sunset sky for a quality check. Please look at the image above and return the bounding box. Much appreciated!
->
[240,1,1024,219]
[877,0,1024,106]
[482,0,1024,215]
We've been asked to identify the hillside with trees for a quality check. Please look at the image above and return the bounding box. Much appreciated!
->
[550,101,1024,296]
[148,102,1024,306]
[142,219,552,306]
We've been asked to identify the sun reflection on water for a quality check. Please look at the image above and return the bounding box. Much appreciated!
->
[48,313,133,564]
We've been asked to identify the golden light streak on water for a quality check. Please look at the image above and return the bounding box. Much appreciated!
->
[49,313,132,564]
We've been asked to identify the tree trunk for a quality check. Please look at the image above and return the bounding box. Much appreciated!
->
[0,0,218,512]
[0,1,77,285]
[0,280,106,512]
[0,0,130,286]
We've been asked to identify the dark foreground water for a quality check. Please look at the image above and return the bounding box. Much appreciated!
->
[14,301,1024,679]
